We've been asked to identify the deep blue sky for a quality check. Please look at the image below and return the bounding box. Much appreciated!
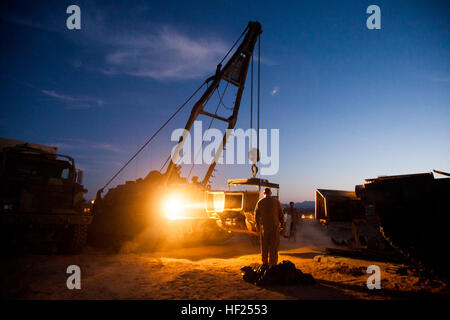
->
[1,0,449,202]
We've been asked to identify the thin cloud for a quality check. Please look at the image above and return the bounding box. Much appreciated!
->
[42,90,76,101]
[41,89,104,109]
[2,2,275,81]
[91,143,121,152]
[102,26,228,80]
[48,138,121,153]
[4,78,105,110]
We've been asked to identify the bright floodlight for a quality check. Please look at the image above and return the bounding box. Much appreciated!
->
[163,195,183,220]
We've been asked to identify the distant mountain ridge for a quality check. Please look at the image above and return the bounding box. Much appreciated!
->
[282,201,315,209]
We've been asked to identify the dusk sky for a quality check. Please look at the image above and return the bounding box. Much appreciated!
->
[1,0,448,202]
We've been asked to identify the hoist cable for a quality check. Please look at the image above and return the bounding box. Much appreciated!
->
[217,81,232,110]
[100,82,207,192]
[250,54,254,149]
[257,35,261,158]
[218,25,249,66]
[159,154,171,172]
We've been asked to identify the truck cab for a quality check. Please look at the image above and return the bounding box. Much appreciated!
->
[0,137,92,253]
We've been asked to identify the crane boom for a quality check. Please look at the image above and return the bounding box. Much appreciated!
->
[165,21,262,187]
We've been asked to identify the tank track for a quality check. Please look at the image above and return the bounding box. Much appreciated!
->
[379,226,446,281]
[379,226,417,264]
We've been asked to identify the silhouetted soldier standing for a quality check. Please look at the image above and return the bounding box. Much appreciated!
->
[254,188,284,266]
[287,201,299,240]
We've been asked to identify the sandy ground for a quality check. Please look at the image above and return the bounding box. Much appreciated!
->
[2,221,449,300]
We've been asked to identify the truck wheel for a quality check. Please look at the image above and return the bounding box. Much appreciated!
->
[60,225,88,254]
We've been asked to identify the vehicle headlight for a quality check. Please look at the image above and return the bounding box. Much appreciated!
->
[206,192,225,213]
[213,194,225,212]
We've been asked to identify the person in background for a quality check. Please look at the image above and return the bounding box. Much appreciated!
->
[254,188,284,266]
[286,201,299,240]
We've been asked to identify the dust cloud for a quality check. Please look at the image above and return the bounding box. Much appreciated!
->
[118,219,338,255]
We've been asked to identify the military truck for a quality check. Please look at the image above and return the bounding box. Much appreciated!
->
[205,178,279,237]
[0,137,92,253]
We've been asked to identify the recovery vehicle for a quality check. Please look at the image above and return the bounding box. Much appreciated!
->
[89,21,280,246]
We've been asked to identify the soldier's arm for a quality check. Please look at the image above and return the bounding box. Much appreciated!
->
[254,201,261,230]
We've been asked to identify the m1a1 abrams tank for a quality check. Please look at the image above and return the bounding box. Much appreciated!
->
[356,171,450,277]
